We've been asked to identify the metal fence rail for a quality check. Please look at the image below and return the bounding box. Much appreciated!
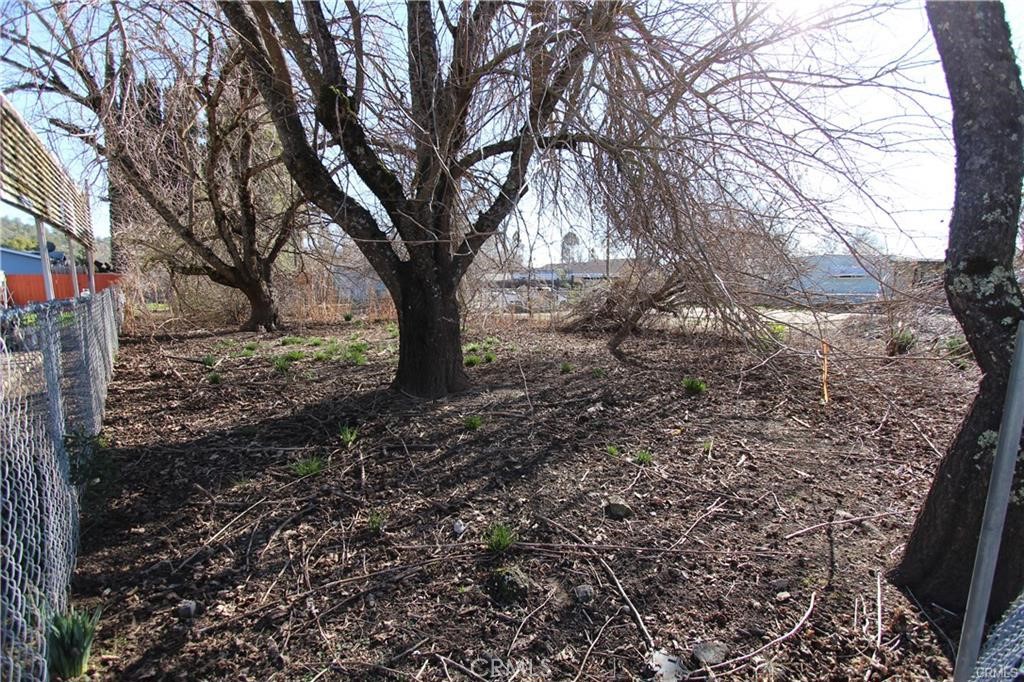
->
[0,289,121,681]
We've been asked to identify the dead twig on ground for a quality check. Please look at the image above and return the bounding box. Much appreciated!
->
[784,510,908,540]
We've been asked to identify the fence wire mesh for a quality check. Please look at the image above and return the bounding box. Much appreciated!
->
[1,289,121,681]
[972,590,1024,681]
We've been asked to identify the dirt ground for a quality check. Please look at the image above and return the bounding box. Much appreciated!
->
[72,319,977,680]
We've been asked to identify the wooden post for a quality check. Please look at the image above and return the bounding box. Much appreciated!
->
[66,233,79,297]
[35,216,54,301]
[86,247,97,294]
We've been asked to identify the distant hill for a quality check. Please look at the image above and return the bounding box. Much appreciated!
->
[1,215,111,263]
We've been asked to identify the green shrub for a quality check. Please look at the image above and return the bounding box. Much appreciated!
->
[206,372,222,385]
[339,425,359,448]
[634,450,653,465]
[605,444,620,457]
[484,336,500,348]
[344,312,353,322]
[291,456,325,477]
[201,354,217,368]
[47,607,101,680]
[560,362,573,374]
[464,354,482,367]
[464,415,484,430]
[280,335,305,346]
[886,327,915,356]
[682,377,707,395]
[273,356,293,373]
[483,351,497,363]
[464,342,481,353]
[282,350,305,362]
[484,523,516,553]
[591,367,608,379]
[767,322,788,341]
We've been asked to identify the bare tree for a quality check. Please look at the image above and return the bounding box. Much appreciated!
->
[219,0,915,396]
[2,2,306,329]
[890,1,1024,619]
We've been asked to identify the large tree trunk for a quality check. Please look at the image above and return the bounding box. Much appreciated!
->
[241,279,281,332]
[393,276,469,399]
[889,1,1024,620]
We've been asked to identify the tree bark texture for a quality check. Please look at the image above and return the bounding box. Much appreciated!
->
[890,1,1024,620]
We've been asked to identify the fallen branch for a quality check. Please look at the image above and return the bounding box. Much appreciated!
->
[706,592,816,676]
[784,510,907,540]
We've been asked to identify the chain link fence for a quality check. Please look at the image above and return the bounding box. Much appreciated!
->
[0,289,121,681]
[972,590,1024,681]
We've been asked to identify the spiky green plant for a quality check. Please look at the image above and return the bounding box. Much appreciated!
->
[386,321,399,338]
[291,456,325,477]
[201,354,216,368]
[464,415,483,430]
[464,354,482,367]
[483,351,497,363]
[344,312,354,322]
[682,377,707,395]
[282,350,306,362]
[634,450,653,465]
[484,523,516,553]
[339,425,359,448]
[463,342,481,353]
[280,335,305,346]
[591,367,608,379]
[47,606,101,680]
[560,362,573,374]
[206,372,222,385]
[273,356,293,373]
[605,444,620,457]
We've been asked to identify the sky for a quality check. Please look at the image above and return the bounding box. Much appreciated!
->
[2,1,1024,263]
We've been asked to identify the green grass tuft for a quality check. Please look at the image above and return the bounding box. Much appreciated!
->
[367,509,386,534]
[483,351,497,363]
[484,523,516,553]
[339,425,359,448]
[464,354,482,367]
[291,456,325,477]
[560,361,573,374]
[605,444,620,457]
[206,372,222,385]
[682,377,707,395]
[47,607,101,680]
[464,415,484,430]
[280,335,306,346]
[201,354,217,368]
[634,450,653,465]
